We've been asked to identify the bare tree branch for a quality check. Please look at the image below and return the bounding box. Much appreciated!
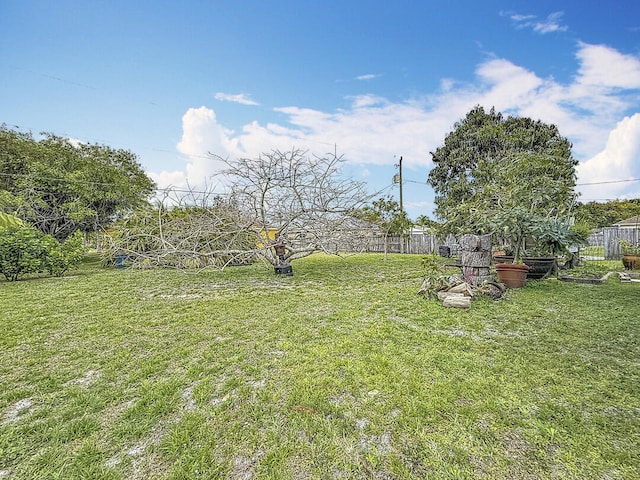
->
[103,149,379,271]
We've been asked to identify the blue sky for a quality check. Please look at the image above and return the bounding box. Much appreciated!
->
[2,1,640,220]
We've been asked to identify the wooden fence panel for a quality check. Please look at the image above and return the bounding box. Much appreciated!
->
[602,227,639,259]
[364,234,451,255]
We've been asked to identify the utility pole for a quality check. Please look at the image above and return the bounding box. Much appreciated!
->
[394,156,405,253]
[393,156,403,212]
[398,156,403,214]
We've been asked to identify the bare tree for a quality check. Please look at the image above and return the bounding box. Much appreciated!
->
[218,148,377,267]
[102,149,377,271]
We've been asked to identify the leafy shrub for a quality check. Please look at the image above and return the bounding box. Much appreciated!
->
[0,226,48,281]
[418,254,448,299]
[0,226,85,281]
[43,230,86,276]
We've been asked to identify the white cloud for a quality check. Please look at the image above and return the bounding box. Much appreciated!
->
[475,58,545,108]
[577,114,640,201]
[214,92,259,106]
[150,42,640,214]
[174,106,236,187]
[575,42,640,89]
[533,12,567,34]
[356,74,381,81]
[506,11,568,34]
[509,13,536,22]
[148,169,187,189]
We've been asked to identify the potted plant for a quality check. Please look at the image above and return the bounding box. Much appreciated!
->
[440,150,579,287]
[619,240,640,270]
[491,206,531,288]
[519,217,568,279]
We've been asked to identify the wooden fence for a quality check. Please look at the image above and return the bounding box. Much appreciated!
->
[365,233,459,255]
[602,227,639,259]
[364,227,639,259]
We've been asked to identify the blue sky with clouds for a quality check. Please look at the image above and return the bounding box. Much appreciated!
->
[2,1,640,220]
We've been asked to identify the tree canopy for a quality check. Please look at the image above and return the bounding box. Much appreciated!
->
[427,106,578,235]
[359,196,412,237]
[0,125,156,241]
[219,148,376,265]
[358,196,412,256]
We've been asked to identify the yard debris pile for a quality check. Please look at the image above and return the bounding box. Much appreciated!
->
[437,281,474,308]
[418,275,506,308]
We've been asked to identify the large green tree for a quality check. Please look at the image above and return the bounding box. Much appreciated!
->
[427,106,577,230]
[0,125,155,241]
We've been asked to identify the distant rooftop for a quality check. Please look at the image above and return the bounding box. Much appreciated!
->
[613,216,640,226]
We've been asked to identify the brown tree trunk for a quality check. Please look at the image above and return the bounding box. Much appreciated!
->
[459,234,493,286]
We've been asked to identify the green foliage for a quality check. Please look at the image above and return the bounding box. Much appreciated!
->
[419,254,448,298]
[0,125,156,241]
[428,106,577,230]
[0,212,23,230]
[360,196,413,235]
[0,226,47,281]
[414,214,439,231]
[358,196,413,257]
[568,222,591,247]
[618,239,640,255]
[563,261,615,278]
[442,152,578,261]
[574,199,640,229]
[0,226,85,281]
[42,230,86,276]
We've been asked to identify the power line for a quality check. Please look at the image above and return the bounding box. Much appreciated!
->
[401,177,640,187]
[577,178,640,186]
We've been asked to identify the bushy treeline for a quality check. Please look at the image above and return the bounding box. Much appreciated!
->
[574,199,640,229]
[0,125,155,241]
[0,125,156,280]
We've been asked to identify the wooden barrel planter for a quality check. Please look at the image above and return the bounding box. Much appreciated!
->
[522,257,556,279]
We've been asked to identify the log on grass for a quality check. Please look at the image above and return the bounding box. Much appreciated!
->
[442,295,472,308]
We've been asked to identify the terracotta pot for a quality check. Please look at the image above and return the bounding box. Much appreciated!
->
[495,263,529,288]
[622,254,640,270]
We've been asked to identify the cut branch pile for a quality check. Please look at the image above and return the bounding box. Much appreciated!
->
[418,276,506,308]
[101,149,378,271]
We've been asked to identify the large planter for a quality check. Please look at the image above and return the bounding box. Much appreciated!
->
[493,255,556,279]
[495,263,529,288]
[622,254,640,270]
[522,256,556,279]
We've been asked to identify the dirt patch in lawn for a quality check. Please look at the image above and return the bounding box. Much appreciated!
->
[1,398,33,425]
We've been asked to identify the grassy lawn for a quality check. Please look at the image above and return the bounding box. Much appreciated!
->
[1,254,639,479]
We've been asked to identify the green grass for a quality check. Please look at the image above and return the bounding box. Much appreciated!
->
[581,245,605,257]
[1,253,639,479]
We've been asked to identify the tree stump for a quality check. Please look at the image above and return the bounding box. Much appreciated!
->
[459,234,493,286]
